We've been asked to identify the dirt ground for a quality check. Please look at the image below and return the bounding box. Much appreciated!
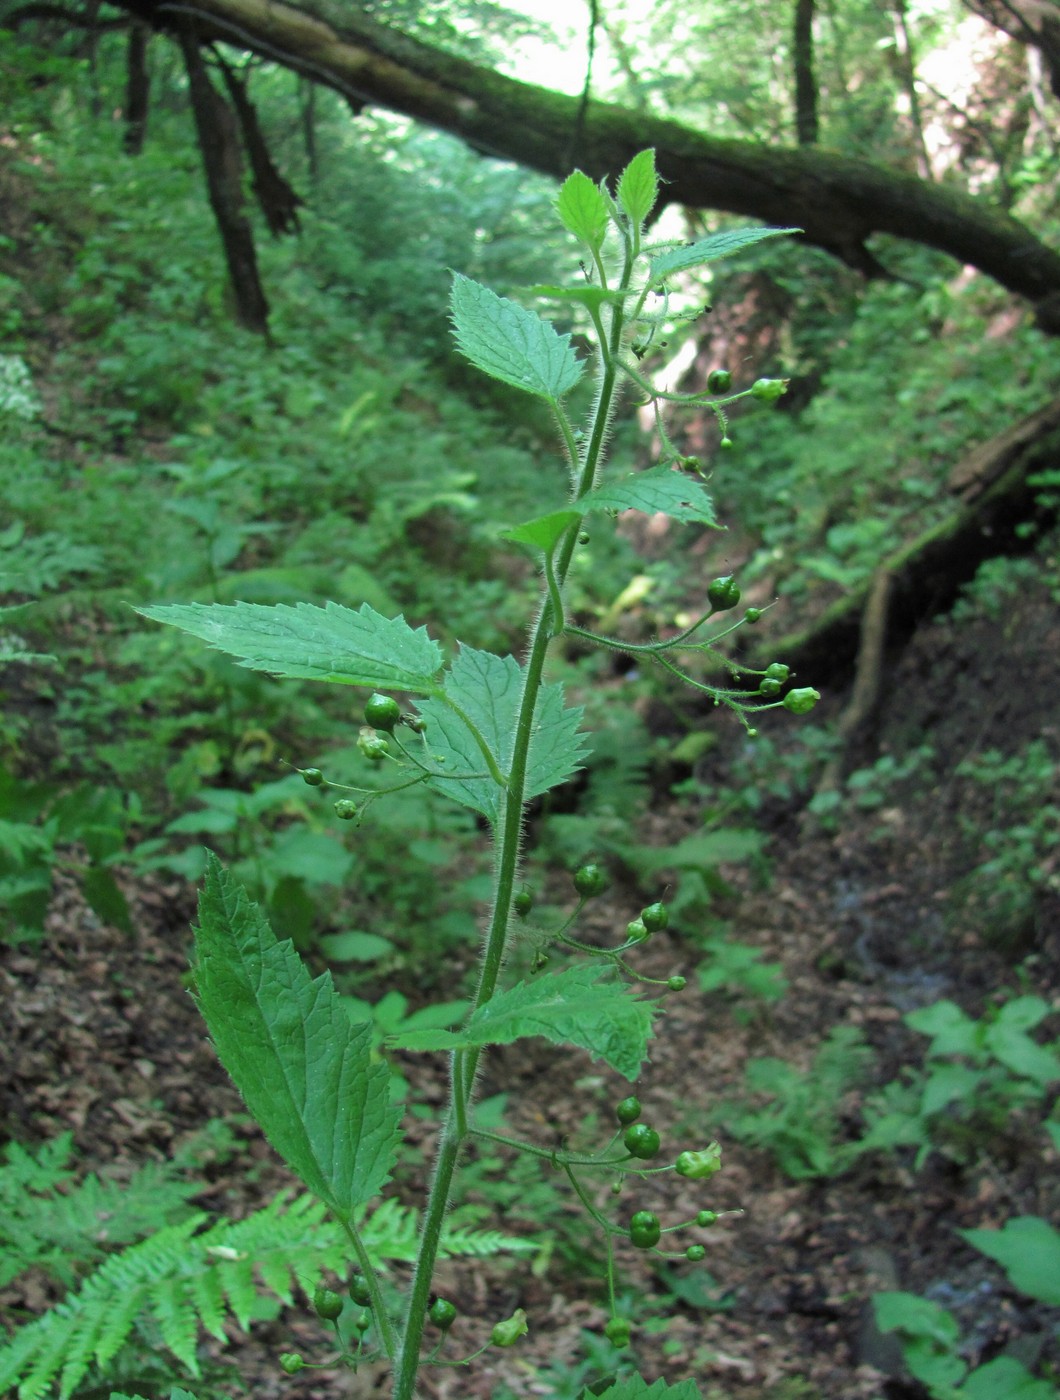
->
[1,582,1058,1400]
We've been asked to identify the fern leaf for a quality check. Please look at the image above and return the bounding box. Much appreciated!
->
[0,1188,534,1398]
[218,1255,258,1333]
[91,1289,145,1371]
[186,1265,227,1343]
[152,1277,201,1375]
[440,1225,538,1258]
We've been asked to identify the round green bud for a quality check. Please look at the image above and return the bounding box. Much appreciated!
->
[641,901,669,932]
[686,1244,707,1262]
[280,1352,305,1374]
[629,1209,661,1248]
[363,693,401,731]
[623,1123,661,1159]
[764,662,791,682]
[604,1316,632,1347]
[782,687,821,715]
[667,975,687,991]
[626,917,650,943]
[750,377,787,402]
[313,1285,344,1321]
[707,368,733,394]
[719,436,734,449]
[301,767,324,786]
[758,677,783,698]
[615,1095,642,1125]
[696,1210,719,1228]
[573,863,607,898]
[744,608,763,623]
[428,1297,458,1330]
[348,1274,371,1306]
[578,531,590,544]
[707,575,741,611]
[334,798,358,820]
[353,1310,372,1334]
[513,890,533,918]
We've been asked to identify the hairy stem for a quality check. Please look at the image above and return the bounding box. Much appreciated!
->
[390,244,633,1400]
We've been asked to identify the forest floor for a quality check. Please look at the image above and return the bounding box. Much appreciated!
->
[2,581,1058,1400]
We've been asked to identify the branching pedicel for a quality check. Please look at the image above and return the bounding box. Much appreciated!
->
[139,150,815,1400]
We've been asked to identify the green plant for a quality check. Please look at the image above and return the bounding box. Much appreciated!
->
[857,994,1060,1168]
[0,152,812,1400]
[807,743,936,833]
[951,741,1060,945]
[695,929,788,1009]
[0,1186,529,1399]
[0,768,134,942]
[874,1216,1060,1399]
[0,1123,237,1290]
[718,1025,874,1179]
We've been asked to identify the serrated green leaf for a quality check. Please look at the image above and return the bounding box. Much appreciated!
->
[391,964,654,1081]
[960,1216,1060,1305]
[450,274,583,402]
[415,647,588,822]
[616,149,658,226]
[585,1375,705,1399]
[583,467,718,526]
[136,600,443,693]
[556,170,609,250]
[501,510,581,553]
[194,857,402,1221]
[650,226,800,283]
[530,284,622,312]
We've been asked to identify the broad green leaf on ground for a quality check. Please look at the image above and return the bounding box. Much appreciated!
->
[390,964,654,1081]
[556,170,609,250]
[960,1356,1057,1399]
[984,997,1060,1085]
[501,510,581,554]
[136,601,443,693]
[960,1217,1060,1305]
[650,226,800,283]
[905,999,979,1056]
[616,149,658,226]
[585,1376,704,1399]
[194,857,401,1220]
[873,1292,965,1393]
[414,646,588,822]
[582,467,718,526]
[450,274,583,402]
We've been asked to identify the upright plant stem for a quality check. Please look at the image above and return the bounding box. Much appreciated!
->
[390,260,632,1400]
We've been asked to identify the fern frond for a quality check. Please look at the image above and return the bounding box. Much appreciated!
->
[0,1188,535,1398]
[0,1136,201,1290]
[440,1225,538,1257]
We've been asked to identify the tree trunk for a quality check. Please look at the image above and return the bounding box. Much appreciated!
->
[216,57,304,235]
[792,0,819,146]
[178,31,270,335]
[111,0,1060,330]
[888,0,933,180]
[123,20,150,155]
